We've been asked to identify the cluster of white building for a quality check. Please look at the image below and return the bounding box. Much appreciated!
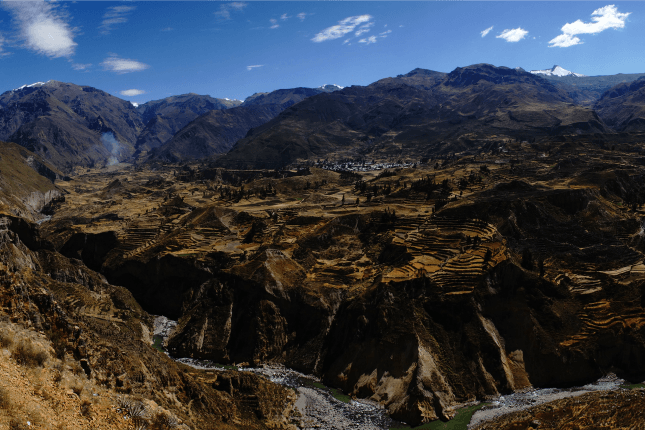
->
[314,160,417,172]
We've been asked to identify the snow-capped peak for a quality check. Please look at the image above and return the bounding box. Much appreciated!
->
[529,65,586,77]
[317,84,344,92]
[12,81,50,92]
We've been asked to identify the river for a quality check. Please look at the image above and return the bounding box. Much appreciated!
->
[153,316,634,430]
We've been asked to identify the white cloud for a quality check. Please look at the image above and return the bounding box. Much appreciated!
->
[496,27,528,42]
[120,89,145,96]
[342,39,350,45]
[71,63,91,71]
[270,18,279,29]
[280,13,290,21]
[161,27,174,32]
[358,35,378,45]
[549,4,630,48]
[549,33,581,48]
[247,64,263,71]
[379,30,391,37]
[100,5,135,35]
[2,1,77,58]
[481,26,493,37]
[215,2,247,20]
[355,22,374,37]
[101,54,149,74]
[312,15,372,42]
[297,12,307,21]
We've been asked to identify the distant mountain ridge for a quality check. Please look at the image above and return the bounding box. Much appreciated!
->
[147,87,324,163]
[147,105,283,163]
[3,64,645,172]
[526,66,645,106]
[134,93,241,154]
[0,83,328,171]
[595,76,645,132]
[217,64,607,169]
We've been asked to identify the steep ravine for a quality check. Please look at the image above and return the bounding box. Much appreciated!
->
[109,260,644,426]
[51,221,645,427]
[155,317,636,430]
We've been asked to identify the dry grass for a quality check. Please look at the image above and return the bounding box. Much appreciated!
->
[80,399,92,417]
[0,328,14,349]
[0,320,145,430]
[0,322,52,368]
[11,338,49,367]
[0,385,10,409]
[9,418,29,430]
[150,411,180,429]
[70,379,85,397]
[70,361,84,376]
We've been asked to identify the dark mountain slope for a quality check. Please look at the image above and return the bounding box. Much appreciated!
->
[218,64,605,169]
[538,72,645,106]
[595,77,645,132]
[374,67,447,90]
[0,81,144,171]
[0,140,64,218]
[147,88,324,163]
[242,87,323,108]
[135,93,241,153]
[147,105,283,162]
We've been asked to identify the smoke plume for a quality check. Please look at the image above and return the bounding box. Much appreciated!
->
[101,132,122,166]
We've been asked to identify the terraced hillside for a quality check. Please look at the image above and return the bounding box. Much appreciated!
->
[38,136,645,427]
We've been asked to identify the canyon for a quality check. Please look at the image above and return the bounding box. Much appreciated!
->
[2,63,645,429]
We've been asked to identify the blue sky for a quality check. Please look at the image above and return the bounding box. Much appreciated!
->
[1,1,644,103]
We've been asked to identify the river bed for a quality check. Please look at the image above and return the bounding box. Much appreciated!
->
[468,373,626,428]
[175,357,402,430]
[153,316,634,430]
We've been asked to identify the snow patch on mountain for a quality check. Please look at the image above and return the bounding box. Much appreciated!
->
[530,65,586,77]
[317,84,344,92]
[12,81,51,92]
[131,102,139,107]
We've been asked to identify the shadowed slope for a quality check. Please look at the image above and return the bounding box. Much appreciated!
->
[147,105,283,162]
[218,64,606,169]
[135,93,242,153]
[595,77,645,132]
[0,140,64,219]
[0,81,144,171]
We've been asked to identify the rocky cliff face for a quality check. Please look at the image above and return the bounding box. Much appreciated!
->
[0,213,296,430]
[0,140,64,221]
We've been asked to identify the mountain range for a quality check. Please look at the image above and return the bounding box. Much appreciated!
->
[2,64,645,172]
[217,64,612,169]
